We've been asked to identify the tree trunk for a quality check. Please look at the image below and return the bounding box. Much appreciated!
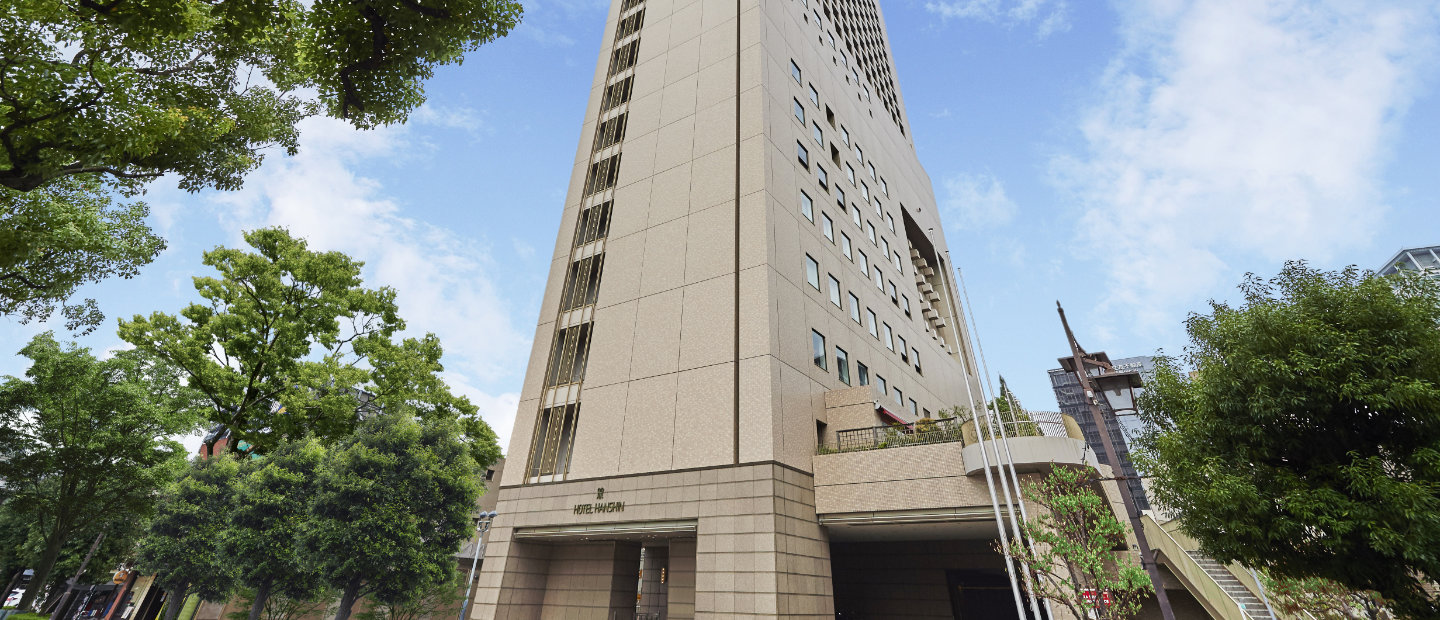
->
[247,581,272,620]
[161,584,190,620]
[332,579,362,620]
[17,534,65,610]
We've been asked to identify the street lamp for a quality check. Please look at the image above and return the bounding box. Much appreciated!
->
[1057,303,1177,620]
[457,511,498,620]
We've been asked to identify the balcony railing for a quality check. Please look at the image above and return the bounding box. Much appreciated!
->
[817,411,1079,455]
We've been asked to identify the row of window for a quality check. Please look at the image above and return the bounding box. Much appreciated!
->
[791,60,890,197]
[806,254,923,376]
[800,192,912,316]
[811,328,922,416]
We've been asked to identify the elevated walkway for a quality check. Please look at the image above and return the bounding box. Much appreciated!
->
[1143,513,1277,620]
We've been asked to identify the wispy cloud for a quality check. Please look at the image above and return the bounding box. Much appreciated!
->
[1055,0,1440,333]
[210,117,530,448]
[941,171,1018,230]
[924,0,1071,38]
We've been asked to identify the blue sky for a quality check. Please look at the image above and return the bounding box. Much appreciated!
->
[4,0,1440,452]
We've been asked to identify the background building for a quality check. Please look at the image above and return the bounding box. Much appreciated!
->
[1378,244,1440,280]
[1048,354,1154,511]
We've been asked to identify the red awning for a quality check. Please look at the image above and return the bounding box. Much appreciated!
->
[875,405,908,427]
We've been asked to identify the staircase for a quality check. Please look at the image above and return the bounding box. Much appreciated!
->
[1186,552,1275,619]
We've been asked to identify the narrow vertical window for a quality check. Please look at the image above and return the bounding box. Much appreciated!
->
[888,280,897,303]
[812,330,827,370]
[858,362,869,386]
[913,349,922,375]
[851,203,861,227]
[881,178,888,195]
[867,309,878,338]
[873,266,882,291]
[791,60,802,84]
[909,399,918,416]
[868,162,876,180]
[887,213,895,233]
[793,98,805,123]
[841,233,852,260]
[797,142,809,168]
[805,255,819,290]
[846,164,855,185]
[822,213,834,243]
[848,293,860,323]
[817,166,828,188]
[901,294,911,317]
[828,275,841,307]
[883,322,893,350]
[812,122,823,144]
[898,336,908,362]
[835,187,845,208]
[877,375,887,396]
[809,84,819,105]
[836,347,851,385]
[867,222,876,244]
[858,250,868,275]
[800,190,814,222]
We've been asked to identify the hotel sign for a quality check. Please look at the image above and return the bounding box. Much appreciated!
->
[574,487,625,514]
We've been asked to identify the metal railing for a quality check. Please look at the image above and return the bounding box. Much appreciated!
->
[995,409,1073,439]
[818,417,965,454]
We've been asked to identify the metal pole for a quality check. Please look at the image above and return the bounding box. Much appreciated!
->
[955,269,1045,620]
[458,512,495,620]
[50,533,104,620]
[1057,303,1176,620]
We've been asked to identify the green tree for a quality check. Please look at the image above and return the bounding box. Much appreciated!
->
[1,0,523,193]
[136,458,241,620]
[1135,262,1440,617]
[1,0,521,328]
[992,376,1040,437]
[0,177,165,333]
[0,334,203,610]
[226,588,333,620]
[1261,574,1388,620]
[303,412,481,620]
[998,466,1152,620]
[118,227,497,463]
[355,573,464,620]
[225,438,326,620]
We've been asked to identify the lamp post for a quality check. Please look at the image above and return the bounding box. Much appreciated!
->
[457,511,497,620]
[1057,302,1176,620]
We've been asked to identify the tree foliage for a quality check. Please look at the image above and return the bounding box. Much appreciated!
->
[355,573,464,620]
[303,412,482,620]
[135,457,241,620]
[0,333,203,610]
[998,466,1152,620]
[0,0,523,194]
[119,227,497,463]
[1135,262,1440,617]
[225,438,326,620]
[1261,574,1389,620]
[0,177,165,333]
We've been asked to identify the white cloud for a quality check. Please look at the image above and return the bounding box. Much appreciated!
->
[210,116,531,448]
[1056,0,1440,332]
[412,103,489,134]
[924,0,1070,37]
[941,171,1019,230]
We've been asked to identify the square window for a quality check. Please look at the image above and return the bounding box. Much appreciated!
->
[828,274,841,307]
[841,233,852,260]
[846,164,856,185]
[811,330,827,370]
[817,165,828,188]
[800,190,813,222]
[797,142,809,168]
[822,212,834,242]
[813,122,823,144]
[858,362,870,385]
[809,84,819,105]
[848,293,860,322]
[836,346,850,385]
[805,254,819,289]
[793,98,804,123]
[883,322,893,350]
[867,309,878,338]
[791,60,802,84]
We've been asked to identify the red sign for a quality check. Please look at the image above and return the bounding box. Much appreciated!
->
[1082,590,1113,607]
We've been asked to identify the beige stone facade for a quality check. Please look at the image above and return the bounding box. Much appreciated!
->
[468,0,1184,615]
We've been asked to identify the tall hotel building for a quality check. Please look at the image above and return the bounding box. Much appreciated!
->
[469,0,1127,617]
